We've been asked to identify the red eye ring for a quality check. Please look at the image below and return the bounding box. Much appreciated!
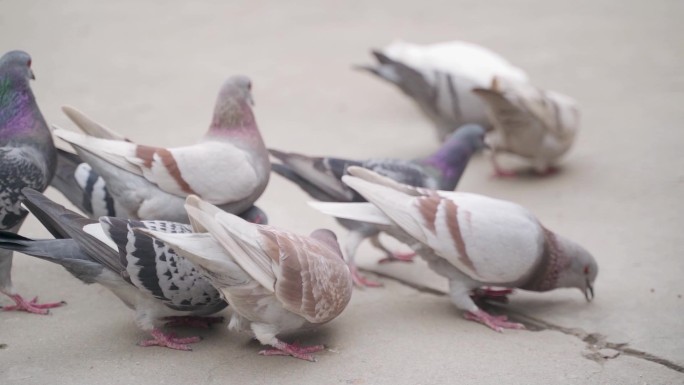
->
[27,59,32,67]
[583,266,590,275]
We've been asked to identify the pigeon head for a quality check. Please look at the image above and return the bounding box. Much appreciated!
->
[209,75,256,132]
[445,124,486,151]
[0,50,35,83]
[554,235,598,302]
[421,124,486,190]
[310,229,344,260]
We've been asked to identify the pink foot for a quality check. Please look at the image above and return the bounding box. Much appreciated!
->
[163,316,224,329]
[138,329,201,351]
[350,266,383,288]
[534,166,558,176]
[377,251,416,264]
[471,287,514,304]
[492,168,517,178]
[259,341,326,362]
[464,309,525,333]
[2,295,66,315]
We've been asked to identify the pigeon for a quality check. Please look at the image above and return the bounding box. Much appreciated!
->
[0,50,64,314]
[310,167,598,332]
[0,189,228,350]
[140,195,353,361]
[270,124,485,287]
[51,147,135,218]
[51,148,269,224]
[52,75,271,223]
[357,40,528,141]
[473,77,580,176]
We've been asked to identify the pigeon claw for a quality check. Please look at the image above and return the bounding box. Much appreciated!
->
[138,329,202,351]
[464,309,525,333]
[377,251,416,264]
[260,341,325,362]
[350,266,383,288]
[2,295,65,315]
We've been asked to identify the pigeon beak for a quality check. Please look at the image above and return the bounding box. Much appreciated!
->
[29,68,36,80]
[584,280,594,302]
[248,93,255,107]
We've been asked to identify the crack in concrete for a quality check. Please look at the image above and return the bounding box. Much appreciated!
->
[367,269,684,374]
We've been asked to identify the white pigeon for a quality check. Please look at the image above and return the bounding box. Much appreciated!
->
[473,77,581,176]
[141,195,353,361]
[358,40,529,141]
[52,75,271,223]
[310,167,598,332]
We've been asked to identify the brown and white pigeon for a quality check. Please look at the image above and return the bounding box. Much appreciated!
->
[270,124,485,287]
[473,77,580,176]
[357,40,528,141]
[51,148,269,224]
[0,189,228,350]
[52,75,271,223]
[310,167,598,332]
[0,50,64,314]
[141,195,353,361]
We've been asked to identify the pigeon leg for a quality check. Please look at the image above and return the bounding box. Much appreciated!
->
[350,265,382,288]
[490,152,517,177]
[138,328,202,351]
[2,294,65,315]
[345,230,382,288]
[259,340,325,362]
[471,287,514,304]
[377,251,416,264]
[533,166,558,176]
[163,316,224,329]
[464,309,525,333]
[369,234,416,264]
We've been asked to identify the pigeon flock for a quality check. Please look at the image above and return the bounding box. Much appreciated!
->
[0,41,597,362]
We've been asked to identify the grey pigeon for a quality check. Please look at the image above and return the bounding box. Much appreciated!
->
[357,40,528,141]
[270,124,485,287]
[0,50,63,314]
[473,77,580,176]
[141,195,353,362]
[52,75,271,223]
[51,148,269,224]
[0,189,228,350]
[311,167,598,332]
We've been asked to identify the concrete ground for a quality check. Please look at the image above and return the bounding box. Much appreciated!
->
[1,1,683,384]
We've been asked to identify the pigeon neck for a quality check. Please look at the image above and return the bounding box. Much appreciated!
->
[0,76,35,134]
[420,140,475,190]
[520,228,570,292]
[207,99,258,139]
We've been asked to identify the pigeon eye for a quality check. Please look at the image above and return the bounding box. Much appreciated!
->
[27,58,31,67]
[583,266,589,275]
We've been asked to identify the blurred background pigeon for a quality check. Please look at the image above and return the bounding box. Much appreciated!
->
[357,40,528,141]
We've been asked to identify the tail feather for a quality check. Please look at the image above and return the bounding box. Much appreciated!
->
[0,231,104,284]
[271,163,336,202]
[20,189,124,275]
[307,201,392,226]
[62,106,129,141]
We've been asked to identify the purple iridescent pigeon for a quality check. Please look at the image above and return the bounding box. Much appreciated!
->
[0,50,64,314]
[269,124,485,287]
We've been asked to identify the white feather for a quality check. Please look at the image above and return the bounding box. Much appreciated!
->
[307,201,393,225]
[82,223,118,251]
